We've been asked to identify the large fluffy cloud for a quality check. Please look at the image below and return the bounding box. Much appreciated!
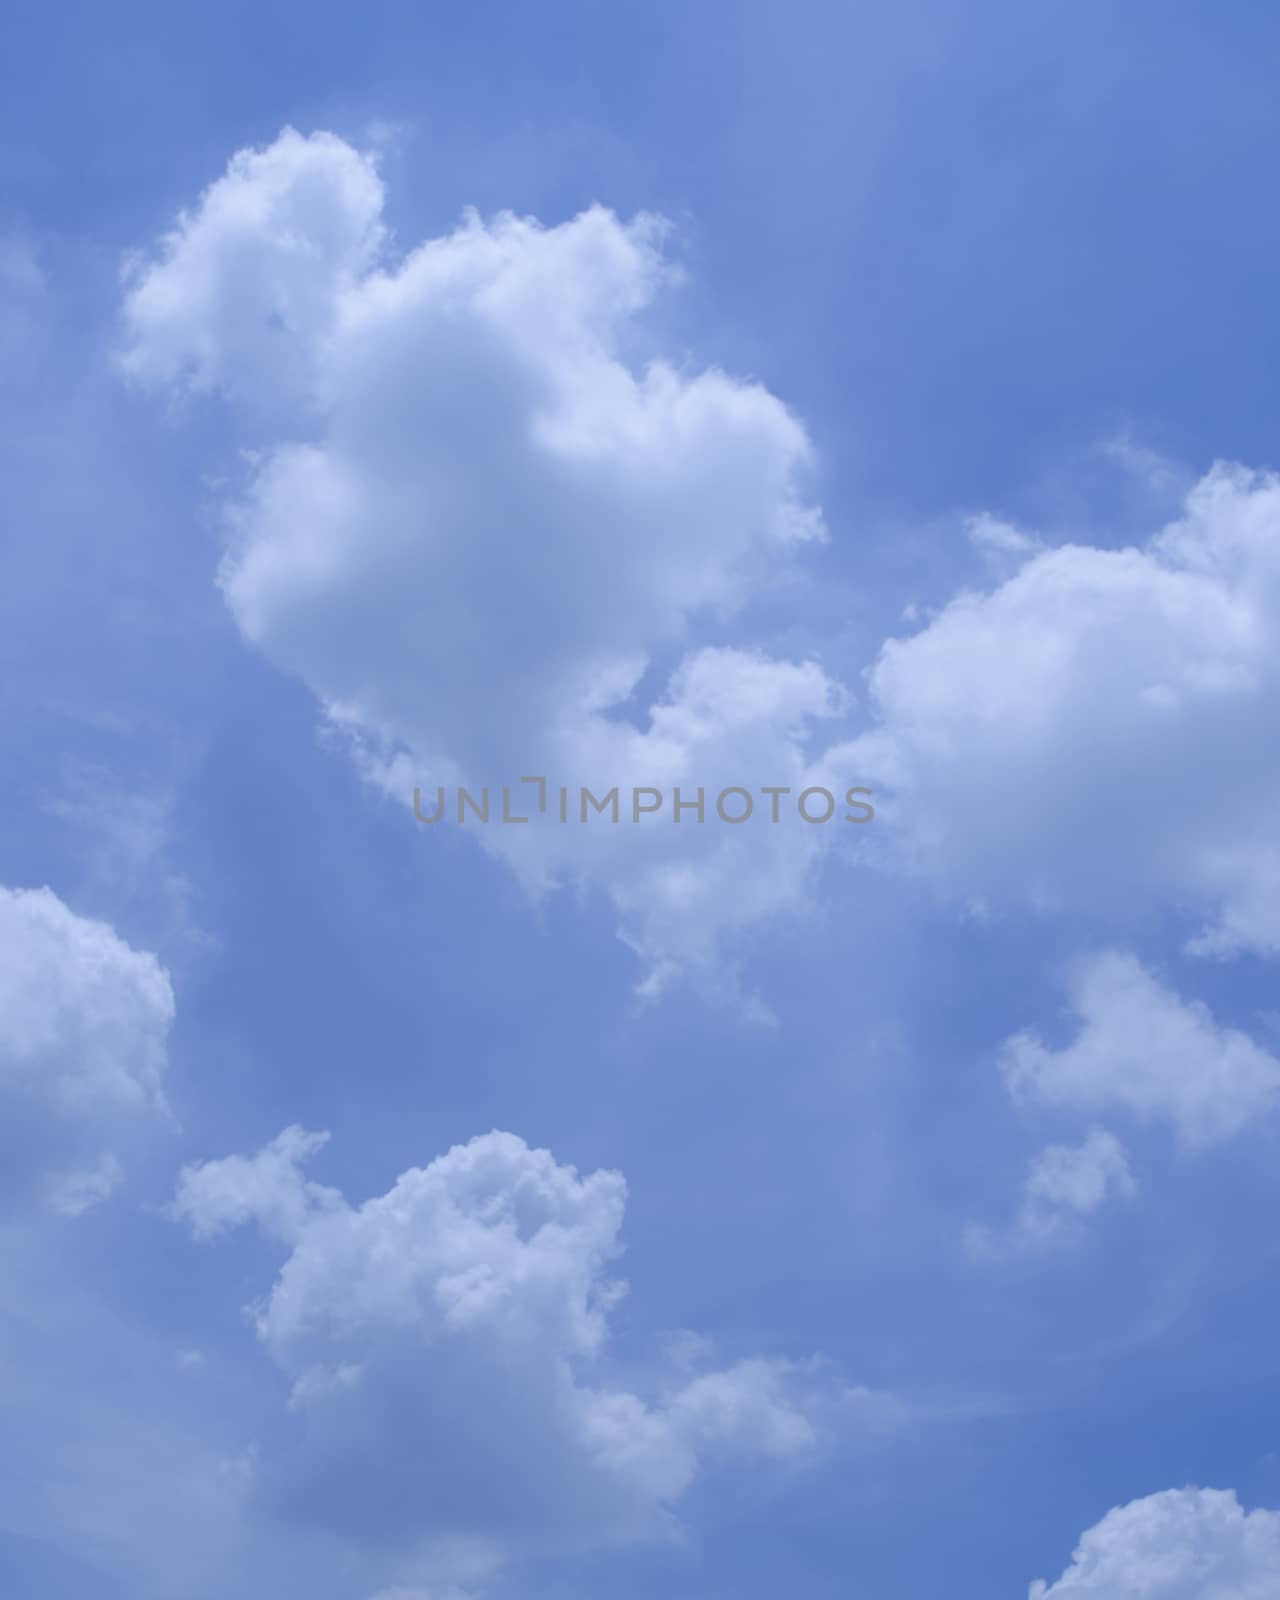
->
[1030,1487,1280,1598]
[122,135,1280,994]
[119,133,1280,1296]
[0,884,174,1213]
[122,128,872,997]
[173,1126,886,1589]
[844,464,1280,958]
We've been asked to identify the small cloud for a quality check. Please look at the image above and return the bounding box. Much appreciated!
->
[1000,951,1280,1147]
[967,1128,1135,1259]
[1099,431,1193,504]
[965,512,1043,573]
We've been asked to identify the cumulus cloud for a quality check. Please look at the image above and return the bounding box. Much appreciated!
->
[1000,951,1280,1147]
[120,127,387,411]
[124,127,1280,1003]
[174,1126,879,1588]
[172,1124,342,1242]
[843,463,1280,957]
[0,884,174,1213]
[968,1127,1135,1257]
[121,127,875,999]
[123,137,1280,992]
[1030,1487,1280,1598]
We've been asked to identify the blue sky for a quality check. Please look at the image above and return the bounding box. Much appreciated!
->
[5,5,1280,1597]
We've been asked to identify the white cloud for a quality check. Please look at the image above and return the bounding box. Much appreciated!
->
[1000,951,1280,1147]
[174,1126,880,1586]
[966,511,1043,576]
[0,884,174,1213]
[1024,1127,1134,1214]
[172,1124,342,1243]
[121,128,875,1000]
[123,133,1280,1002]
[968,1128,1135,1257]
[119,127,386,411]
[1030,1487,1280,1598]
[843,463,1280,957]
